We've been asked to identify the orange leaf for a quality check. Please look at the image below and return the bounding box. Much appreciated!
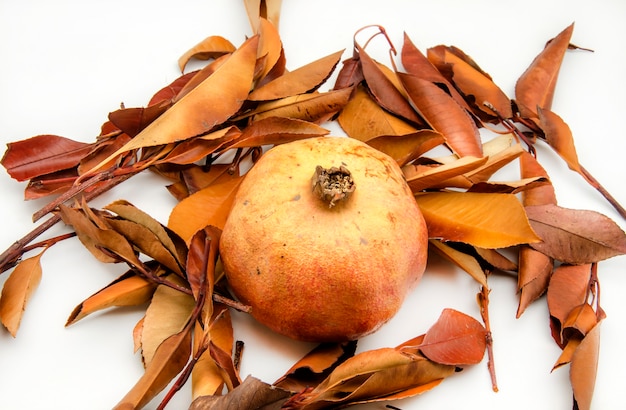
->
[429,240,488,287]
[415,192,541,248]
[248,49,344,101]
[515,23,574,118]
[547,264,591,346]
[570,322,601,410]
[177,35,236,73]
[66,272,156,326]
[538,107,581,173]
[337,85,417,141]
[0,250,45,336]
[398,72,482,157]
[366,130,444,167]
[404,156,488,192]
[84,36,259,175]
[168,176,244,243]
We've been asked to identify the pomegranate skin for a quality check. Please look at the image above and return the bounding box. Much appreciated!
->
[219,137,428,342]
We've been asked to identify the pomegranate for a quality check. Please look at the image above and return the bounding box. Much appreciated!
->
[219,136,428,342]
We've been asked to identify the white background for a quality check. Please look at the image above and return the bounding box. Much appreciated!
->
[1,1,625,409]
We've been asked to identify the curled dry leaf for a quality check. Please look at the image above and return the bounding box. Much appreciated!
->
[366,130,445,167]
[429,240,488,287]
[177,35,236,73]
[0,250,45,337]
[547,264,591,346]
[570,322,601,410]
[415,192,541,248]
[190,375,291,410]
[404,156,488,192]
[515,23,574,118]
[526,204,626,264]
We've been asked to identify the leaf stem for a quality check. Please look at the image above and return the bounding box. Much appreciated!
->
[578,165,626,220]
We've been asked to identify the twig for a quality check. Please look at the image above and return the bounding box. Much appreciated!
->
[579,165,626,220]
[478,283,499,392]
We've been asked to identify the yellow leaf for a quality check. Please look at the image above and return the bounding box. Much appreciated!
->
[415,192,541,248]
[177,35,236,73]
[0,251,45,337]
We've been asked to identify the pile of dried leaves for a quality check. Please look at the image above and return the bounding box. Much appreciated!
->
[1,1,625,409]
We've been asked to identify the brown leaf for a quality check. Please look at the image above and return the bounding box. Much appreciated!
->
[290,344,454,409]
[398,72,482,157]
[419,308,487,365]
[0,250,45,336]
[547,264,591,346]
[190,375,292,410]
[427,45,512,119]
[185,226,219,303]
[415,192,541,248]
[66,271,156,326]
[1,135,93,181]
[59,203,142,265]
[84,36,260,175]
[337,85,417,141]
[515,23,575,118]
[274,341,357,393]
[519,151,557,207]
[366,130,445,167]
[178,35,236,73]
[230,117,330,149]
[357,44,423,126]
[113,325,193,410]
[248,50,344,101]
[248,87,353,124]
[526,204,626,263]
[570,322,601,410]
[25,168,79,200]
[167,176,244,243]
[158,127,241,166]
[254,17,285,83]
[191,306,234,399]
[105,200,188,273]
[401,33,471,112]
[517,247,553,318]
[537,106,581,173]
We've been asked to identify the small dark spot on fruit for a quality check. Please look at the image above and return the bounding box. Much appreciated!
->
[291,194,301,201]
[256,267,261,275]
[243,199,250,206]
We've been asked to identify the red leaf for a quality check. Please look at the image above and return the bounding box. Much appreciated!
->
[420,308,487,365]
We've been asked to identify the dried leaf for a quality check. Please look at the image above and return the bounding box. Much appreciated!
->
[517,247,553,318]
[404,156,488,192]
[248,50,344,101]
[113,325,193,410]
[168,176,244,243]
[357,43,423,125]
[415,192,541,248]
[366,130,445,167]
[427,45,512,119]
[140,277,195,366]
[526,204,626,263]
[66,272,156,326]
[255,17,284,82]
[398,72,482,157]
[190,375,291,410]
[191,306,234,399]
[178,35,236,73]
[1,135,92,181]
[429,240,488,287]
[337,85,417,141]
[230,117,330,149]
[84,36,260,175]
[274,341,358,393]
[105,200,187,272]
[570,322,601,410]
[547,264,591,346]
[538,106,581,173]
[0,250,45,336]
[401,33,471,112]
[248,88,352,124]
[419,308,487,365]
[515,23,574,118]
[59,204,142,265]
[519,151,557,207]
